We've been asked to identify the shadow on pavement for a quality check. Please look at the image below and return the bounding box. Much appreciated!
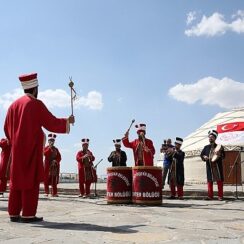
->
[33,222,144,233]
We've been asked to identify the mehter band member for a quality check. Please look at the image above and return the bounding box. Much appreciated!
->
[200,130,225,201]
[76,138,96,198]
[4,73,75,223]
[168,137,185,200]
[122,123,155,166]
[108,139,127,167]
[0,138,11,197]
[44,134,61,197]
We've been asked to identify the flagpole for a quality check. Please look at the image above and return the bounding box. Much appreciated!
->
[68,77,75,124]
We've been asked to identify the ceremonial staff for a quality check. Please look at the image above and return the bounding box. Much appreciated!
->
[127,119,135,133]
[123,119,135,139]
[68,77,77,125]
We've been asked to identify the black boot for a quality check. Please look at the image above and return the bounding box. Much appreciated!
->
[10,216,20,222]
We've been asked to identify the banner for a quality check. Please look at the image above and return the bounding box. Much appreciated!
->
[216,122,244,145]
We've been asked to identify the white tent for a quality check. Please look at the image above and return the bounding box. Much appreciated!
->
[182,108,244,183]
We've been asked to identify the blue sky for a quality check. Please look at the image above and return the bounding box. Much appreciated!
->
[1,1,244,177]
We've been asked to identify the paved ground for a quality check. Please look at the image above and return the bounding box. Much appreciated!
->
[0,190,244,243]
[48,182,244,198]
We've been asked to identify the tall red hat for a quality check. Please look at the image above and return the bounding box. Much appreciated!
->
[135,123,146,133]
[81,138,89,145]
[19,73,39,90]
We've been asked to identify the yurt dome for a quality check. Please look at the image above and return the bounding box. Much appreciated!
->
[182,108,244,183]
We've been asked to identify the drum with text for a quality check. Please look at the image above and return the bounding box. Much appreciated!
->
[132,166,162,205]
[107,166,132,204]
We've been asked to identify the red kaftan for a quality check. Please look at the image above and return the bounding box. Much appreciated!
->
[43,146,61,185]
[4,94,69,190]
[76,150,95,183]
[122,137,155,166]
[0,138,11,180]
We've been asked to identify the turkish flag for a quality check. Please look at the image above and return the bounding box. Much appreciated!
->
[216,122,244,145]
[217,122,244,133]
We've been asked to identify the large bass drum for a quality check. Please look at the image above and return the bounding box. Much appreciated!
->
[106,167,132,204]
[132,166,162,205]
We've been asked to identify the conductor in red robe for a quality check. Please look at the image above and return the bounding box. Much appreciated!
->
[43,134,61,197]
[0,138,11,197]
[4,73,75,223]
[76,138,95,198]
[122,123,155,166]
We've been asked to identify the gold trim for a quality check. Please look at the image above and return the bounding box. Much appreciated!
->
[66,119,70,134]
[132,199,162,205]
[132,166,162,170]
[107,199,132,204]
[107,166,132,171]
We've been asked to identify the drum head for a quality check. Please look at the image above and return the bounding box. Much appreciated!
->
[212,144,222,162]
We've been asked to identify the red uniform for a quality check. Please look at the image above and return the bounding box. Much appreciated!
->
[43,146,61,196]
[122,137,155,166]
[4,94,69,217]
[76,150,95,196]
[0,138,11,193]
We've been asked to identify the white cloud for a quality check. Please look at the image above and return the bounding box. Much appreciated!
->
[0,88,103,111]
[186,11,196,25]
[0,89,23,110]
[168,77,244,109]
[76,91,103,110]
[185,10,244,37]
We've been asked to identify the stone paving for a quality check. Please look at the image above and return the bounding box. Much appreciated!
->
[0,192,244,244]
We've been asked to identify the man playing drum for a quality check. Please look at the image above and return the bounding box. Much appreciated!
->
[76,138,96,198]
[43,134,61,197]
[108,139,127,167]
[200,130,225,201]
[122,123,155,166]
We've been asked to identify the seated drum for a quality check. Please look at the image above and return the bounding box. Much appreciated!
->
[107,167,132,204]
[132,166,162,205]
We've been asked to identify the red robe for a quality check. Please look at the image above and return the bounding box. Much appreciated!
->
[43,146,61,185]
[0,138,11,180]
[76,150,96,183]
[122,137,155,166]
[4,94,69,190]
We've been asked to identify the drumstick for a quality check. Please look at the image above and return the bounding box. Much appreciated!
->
[127,119,135,132]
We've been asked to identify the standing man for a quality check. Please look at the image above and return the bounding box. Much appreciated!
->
[166,138,174,149]
[168,137,185,199]
[4,73,75,222]
[0,138,11,197]
[76,138,96,198]
[200,130,225,201]
[108,139,127,167]
[122,123,155,166]
[160,142,171,189]
[44,134,61,197]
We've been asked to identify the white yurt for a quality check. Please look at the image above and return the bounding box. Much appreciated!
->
[182,108,244,184]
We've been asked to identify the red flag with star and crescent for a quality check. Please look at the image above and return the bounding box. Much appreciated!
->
[216,122,244,145]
